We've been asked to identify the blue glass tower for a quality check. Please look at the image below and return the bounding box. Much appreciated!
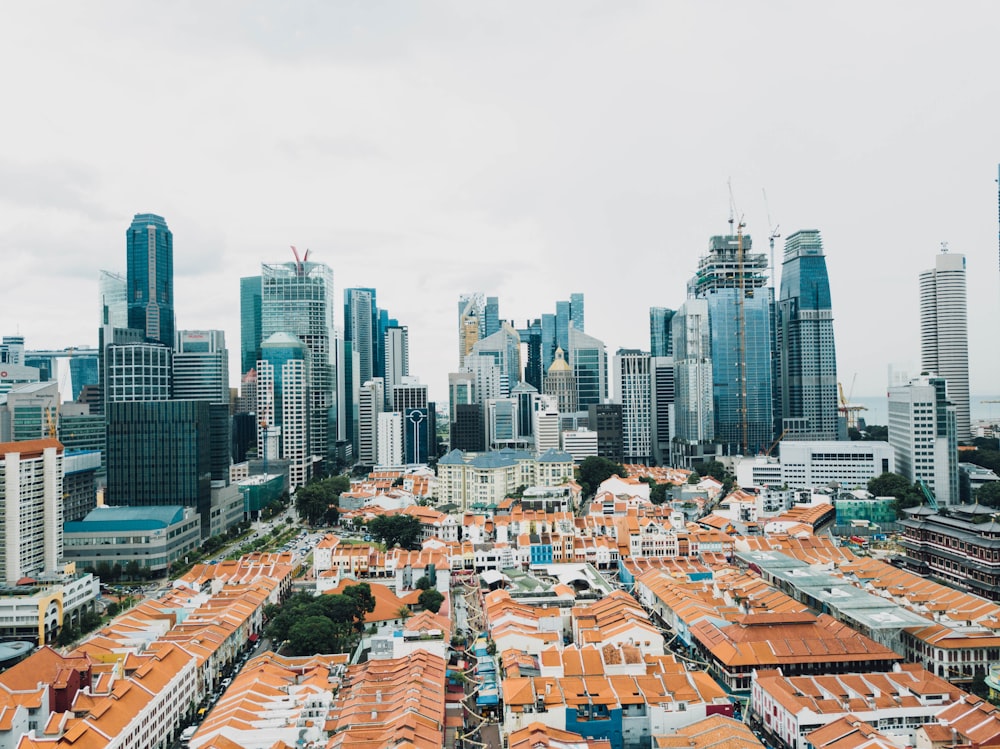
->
[240,275,262,375]
[649,307,675,357]
[126,213,174,346]
[690,234,773,455]
[775,230,838,439]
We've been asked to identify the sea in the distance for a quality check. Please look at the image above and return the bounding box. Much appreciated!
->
[852,394,1000,427]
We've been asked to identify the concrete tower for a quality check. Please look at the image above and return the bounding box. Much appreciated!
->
[919,247,970,441]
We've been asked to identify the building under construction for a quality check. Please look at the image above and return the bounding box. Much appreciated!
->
[689,233,774,455]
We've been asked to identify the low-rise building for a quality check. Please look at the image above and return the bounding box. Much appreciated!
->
[750,664,965,749]
[63,505,201,574]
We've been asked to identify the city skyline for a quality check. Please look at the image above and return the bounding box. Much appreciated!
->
[2,4,1000,405]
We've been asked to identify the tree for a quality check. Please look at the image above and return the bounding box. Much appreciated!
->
[977,481,1000,508]
[288,615,342,655]
[867,472,912,500]
[415,575,432,590]
[641,477,669,504]
[367,514,423,550]
[342,583,377,627]
[295,476,352,526]
[418,588,444,613]
[577,457,626,498]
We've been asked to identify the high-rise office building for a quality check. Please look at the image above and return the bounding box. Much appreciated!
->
[691,233,773,455]
[403,406,434,464]
[106,400,212,536]
[358,379,384,466]
[261,254,335,462]
[384,325,409,409]
[919,247,970,441]
[588,403,624,462]
[98,270,127,330]
[488,398,518,449]
[391,377,428,413]
[103,343,172,403]
[471,323,521,395]
[650,356,675,466]
[377,412,404,467]
[257,333,311,490]
[649,307,675,358]
[672,298,716,465]
[174,330,231,485]
[240,276,263,375]
[888,374,957,506]
[555,294,585,355]
[345,288,376,388]
[775,230,838,441]
[484,296,501,338]
[173,331,229,403]
[126,213,174,346]
[567,327,607,409]
[0,439,63,584]
[613,350,652,464]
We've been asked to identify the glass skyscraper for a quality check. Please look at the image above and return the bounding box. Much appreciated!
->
[691,234,773,455]
[649,307,675,357]
[126,213,174,346]
[775,230,839,440]
[240,276,262,375]
[261,256,335,462]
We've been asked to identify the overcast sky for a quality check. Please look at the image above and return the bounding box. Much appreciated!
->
[2,1,998,406]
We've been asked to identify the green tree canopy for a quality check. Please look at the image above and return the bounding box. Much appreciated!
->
[415,575,432,590]
[295,476,352,525]
[577,456,626,497]
[367,514,423,550]
[418,588,444,613]
[867,472,912,500]
[288,615,345,655]
[976,481,1000,508]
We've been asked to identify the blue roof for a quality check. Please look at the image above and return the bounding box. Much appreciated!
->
[438,449,466,466]
[470,452,518,469]
[537,449,573,463]
[65,505,187,533]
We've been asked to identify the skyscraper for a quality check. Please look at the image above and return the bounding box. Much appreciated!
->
[567,326,608,409]
[174,330,231,485]
[775,230,838,440]
[358,379,384,465]
[257,332,311,489]
[691,233,773,455]
[98,270,127,329]
[345,288,376,388]
[649,307,675,358]
[471,323,522,395]
[106,400,212,536]
[261,253,335,462]
[0,438,63,584]
[672,298,716,466]
[484,296,500,338]
[888,374,957,505]
[126,213,174,346]
[613,349,652,464]
[384,325,409,409]
[919,247,970,440]
[239,276,262,375]
[650,356,675,466]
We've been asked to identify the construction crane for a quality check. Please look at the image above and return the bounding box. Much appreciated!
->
[838,376,868,430]
[44,407,57,439]
[762,188,780,289]
[765,429,788,457]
